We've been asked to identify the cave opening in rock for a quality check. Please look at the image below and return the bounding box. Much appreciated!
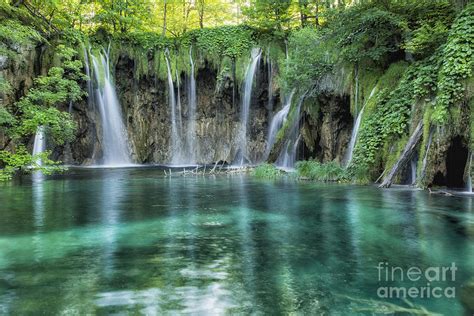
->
[446,136,468,188]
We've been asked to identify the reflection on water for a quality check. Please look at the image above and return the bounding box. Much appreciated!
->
[0,168,473,314]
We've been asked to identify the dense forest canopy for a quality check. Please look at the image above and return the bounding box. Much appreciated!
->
[0,0,473,183]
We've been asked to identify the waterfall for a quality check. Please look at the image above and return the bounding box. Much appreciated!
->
[82,44,94,107]
[90,50,132,166]
[420,128,434,180]
[175,66,183,133]
[267,52,274,114]
[344,105,365,166]
[410,156,417,185]
[32,126,46,166]
[276,94,306,169]
[265,90,295,157]
[345,86,376,166]
[165,50,184,164]
[235,48,262,165]
[186,47,197,163]
[466,153,472,193]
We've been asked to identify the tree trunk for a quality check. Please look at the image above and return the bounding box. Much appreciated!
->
[315,1,319,26]
[299,0,308,27]
[198,0,204,29]
[162,0,167,36]
[379,121,423,188]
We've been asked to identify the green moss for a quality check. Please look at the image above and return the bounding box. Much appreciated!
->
[470,97,474,151]
[0,75,11,95]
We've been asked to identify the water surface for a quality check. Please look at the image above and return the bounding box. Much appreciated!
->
[0,168,473,314]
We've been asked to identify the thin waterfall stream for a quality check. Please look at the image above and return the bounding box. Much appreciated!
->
[276,94,306,169]
[186,47,197,163]
[32,126,46,166]
[165,50,184,164]
[235,48,262,165]
[466,153,472,193]
[266,90,295,158]
[345,86,377,166]
[90,50,132,166]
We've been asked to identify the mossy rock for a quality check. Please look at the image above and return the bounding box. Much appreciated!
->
[460,279,474,313]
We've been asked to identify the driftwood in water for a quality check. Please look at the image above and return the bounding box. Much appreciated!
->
[379,121,423,188]
[164,163,252,177]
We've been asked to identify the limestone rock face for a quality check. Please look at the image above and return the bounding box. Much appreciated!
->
[312,93,352,164]
[1,43,39,152]
[1,46,381,170]
[268,92,352,164]
[112,55,272,164]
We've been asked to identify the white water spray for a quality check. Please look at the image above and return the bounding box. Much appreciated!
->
[235,48,262,165]
[466,153,472,193]
[345,87,377,166]
[276,94,306,169]
[91,50,132,166]
[32,126,46,166]
[186,47,198,163]
[165,50,184,164]
[266,90,295,157]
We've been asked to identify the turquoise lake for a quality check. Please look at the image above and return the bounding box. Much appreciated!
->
[0,167,473,314]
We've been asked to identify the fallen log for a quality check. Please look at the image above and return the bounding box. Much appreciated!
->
[379,121,423,188]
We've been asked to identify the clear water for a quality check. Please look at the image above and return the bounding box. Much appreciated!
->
[0,168,473,314]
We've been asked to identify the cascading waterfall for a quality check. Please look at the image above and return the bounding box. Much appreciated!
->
[410,156,417,185]
[175,66,183,133]
[345,86,377,166]
[265,90,295,157]
[164,50,185,164]
[235,48,262,165]
[91,50,132,166]
[32,126,46,166]
[466,153,472,193]
[276,94,306,169]
[82,44,94,107]
[267,51,274,114]
[186,47,198,163]
[420,128,434,180]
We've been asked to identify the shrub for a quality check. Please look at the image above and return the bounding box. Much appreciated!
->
[252,163,282,179]
[296,160,348,182]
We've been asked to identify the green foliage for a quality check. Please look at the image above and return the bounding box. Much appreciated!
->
[117,32,171,52]
[396,1,454,59]
[349,62,424,179]
[280,27,333,94]
[0,17,43,60]
[7,44,85,144]
[191,26,255,59]
[243,0,292,34]
[432,4,474,124]
[0,75,11,94]
[252,163,282,179]
[0,106,15,131]
[0,146,64,181]
[403,22,449,58]
[93,0,153,33]
[1,41,84,180]
[296,160,347,182]
[327,5,405,64]
[0,19,42,47]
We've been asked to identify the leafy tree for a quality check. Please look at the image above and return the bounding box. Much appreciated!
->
[95,0,152,33]
[280,27,333,93]
[243,0,292,33]
[326,4,405,64]
[1,43,84,179]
